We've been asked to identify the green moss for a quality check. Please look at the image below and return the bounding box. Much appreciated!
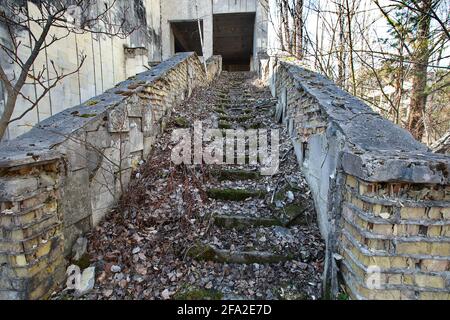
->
[174,287,223,300]
[187,244,218,261]
[213,169,261,181]
[207,188,266,201]
[337,292,349,300]
[218,115,230,122]
[214,215,283,230]
[73,253,91,270]
[214,108,227,114]
[248,122,263,130]
[86,100,99,106]
[173,116,190,128]
[235,115,252,123]
[218,121,232,129]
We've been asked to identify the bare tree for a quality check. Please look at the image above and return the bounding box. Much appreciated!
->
[260,0,305,58]
[0,0,137,139]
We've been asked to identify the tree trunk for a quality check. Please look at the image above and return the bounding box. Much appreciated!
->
[295,0,303,59]
[281,0,291,53]
[407,0,432,141]
[337,1,346,87]
[278,1,286,51]
[345,0,356,95]
[0,94,17,139]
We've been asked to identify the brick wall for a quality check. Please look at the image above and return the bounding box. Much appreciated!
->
[269,56,450,300]
[0,52,218,299]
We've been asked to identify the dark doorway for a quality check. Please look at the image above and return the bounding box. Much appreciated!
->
[213,13,255,71]
[171,21,204,56]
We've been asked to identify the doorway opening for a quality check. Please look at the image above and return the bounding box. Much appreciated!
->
[213,13,255,71]
[171,20,204,56]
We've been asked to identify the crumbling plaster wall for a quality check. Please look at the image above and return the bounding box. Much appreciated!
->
[0,0,162,140]
[0,52,221,300]
[269,56,450,300]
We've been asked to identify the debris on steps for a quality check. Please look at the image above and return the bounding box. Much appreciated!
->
[187,243,293,264]
[53,71,325,301]
[213,214,284,229]
[206,188,267,201]
[212,169,261,181]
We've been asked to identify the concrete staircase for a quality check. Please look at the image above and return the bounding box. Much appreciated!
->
[177,72,323,300]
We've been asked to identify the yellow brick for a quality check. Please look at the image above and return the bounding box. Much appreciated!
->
[441,225,450,237]
[400,291,416,300]
[368,289,401,300]
[386,274,402,285]
[372,204,383,214]
[346,175,358,188]
[400,207,426,220]
[359,181,375,195]
[420,259,449,272]
[11,229,24,241]
[390,257,410,268]
[394,224,419,236]
[419,292,450,300]
[396,242,431,255]
[443,207,450,220]
[351,197,364,211]
[402,274,415,286]
[371,224,393,236]
[355,216,368,229]
[15,255,27,267]
[427,226,442,237]
[367,239,390,251]
[406,258,419,269]
[35,241,52,258]
[430,242,450,256]
[415,274,445,289]
[427,207,444,219]
[345,222,363,243]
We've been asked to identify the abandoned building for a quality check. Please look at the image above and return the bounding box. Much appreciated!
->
[0,0,449,300]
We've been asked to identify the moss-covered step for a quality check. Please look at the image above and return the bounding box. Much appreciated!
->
[235,115,253,123]
[245,122,264,130]
[206,188,266,201]
[214,214,284,230]
[174,286,223,300]
[212,169,261,181]
[173,116,190,128]
[218,115,231,122]
[218,115,252,123]
[187,244,293,264]
[218,120,232,129]
[219,151,260,165]
[214,107,227,115]
[270,186,311,225]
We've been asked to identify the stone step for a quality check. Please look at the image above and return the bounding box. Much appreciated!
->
[188,225,315,264]
[187,243,293,264]
[213,214,284,230]
[212,169,261,181]
[206,188,267,201]
[218,115,253,123]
